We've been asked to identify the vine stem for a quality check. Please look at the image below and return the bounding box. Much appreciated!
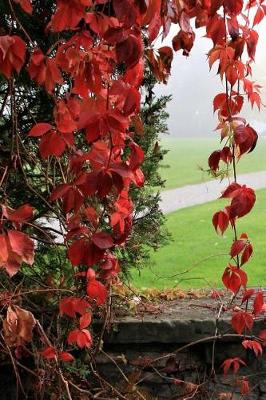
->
[232,142,238,184]
[36,321,73,400]
[8,0,35,45]
[93,286,112,356]
[223,7,240,269]
[0,82,10,118]
[137,333,262,379]
[0,331,25,397]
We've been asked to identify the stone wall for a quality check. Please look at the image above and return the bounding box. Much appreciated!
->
[96,298,266,399]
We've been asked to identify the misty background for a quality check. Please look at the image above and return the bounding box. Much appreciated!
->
[154,25,266,138]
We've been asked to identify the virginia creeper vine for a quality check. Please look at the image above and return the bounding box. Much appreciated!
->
[0,0,266,397]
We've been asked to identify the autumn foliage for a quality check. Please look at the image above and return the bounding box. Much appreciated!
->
[1,0,266,397]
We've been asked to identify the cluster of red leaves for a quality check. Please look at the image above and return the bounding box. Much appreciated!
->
[0,204,34,277]
[0,1,265,385]
[1,0,172,360]
[221,357,246,375]
[0,35,26,78]
[207,0,266,383]
[213,183,256,239]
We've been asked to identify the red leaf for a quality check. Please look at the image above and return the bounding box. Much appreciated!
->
[230,240,246,258]
[2,204,34,223]
[224,0,243,15]
[246,29,259,60]
[0,235,8,265]
[50,184,70,202]
[0,35,26,79]
[113,0,138,26]
[242,288,255,303]
[59,297,90,318]
[86,268,96,280]
[253,7,265,26]
[68,239,103,267]
[206,15,226,45]
[28,50,62,93]
[172,30,195,56]
[223,144,233,160]
[146,47,172,83]
[124,59,144,87]
[221,183,241,199]
[41,346,56,360]
[231,311,254,334]
[79,312,92,329]
[179,11,192,33]
[222,265,247,293]
[50,0,91,32]
[208,151,221,171]
[222,185,256,219]
[28,123,53,137]
[39,131,69,159]
[92,232,114,250]
[86,279,107,305]
[67,239,87,267]
[253,291,264,316]
[213,93,243,116]
[242,339,262,356]
[237,378,250,396]
[55,98,79,133]
[229,234,252,265]
[241,243,253,266]
[141,0,161,27]
[67,328,92,349]
[7,230,34,266]
[234,124,258,155]
[141,0,161,42]
[13,0,33,14]
[78,329,92,348]
[59,351,75,362]
[221,357,246,375]
[249,92,261,109]
[116,34,143,69]
[213,93,227,113]
[212,210,229,235]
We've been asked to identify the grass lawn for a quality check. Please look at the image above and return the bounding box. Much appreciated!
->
[160,137,266,190]
[131,188,266,290]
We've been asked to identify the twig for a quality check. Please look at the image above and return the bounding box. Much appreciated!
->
[11,288,74,300]
[0,332,25,398]
[90,362,128,400]
[100,350,147,400]
[8,0,35,45]
[211,303,224,375]
[0,83,10,118]
[148,333,261,366]
[36,320,73,400]
[94,286,112,356]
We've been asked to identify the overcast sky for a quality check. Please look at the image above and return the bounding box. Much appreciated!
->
[154,25,266,138]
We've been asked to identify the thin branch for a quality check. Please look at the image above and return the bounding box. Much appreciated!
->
[8,0,35,45]
[0,83,10,118]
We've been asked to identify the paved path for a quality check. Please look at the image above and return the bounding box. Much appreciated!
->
[160,170,266,214]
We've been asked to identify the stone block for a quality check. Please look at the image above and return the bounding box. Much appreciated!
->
[259,379,266,393]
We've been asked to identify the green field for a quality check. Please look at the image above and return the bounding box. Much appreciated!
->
[132,188,266,290]
[160,137,266,190]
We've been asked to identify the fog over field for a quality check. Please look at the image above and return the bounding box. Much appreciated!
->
[154,26,266,138]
